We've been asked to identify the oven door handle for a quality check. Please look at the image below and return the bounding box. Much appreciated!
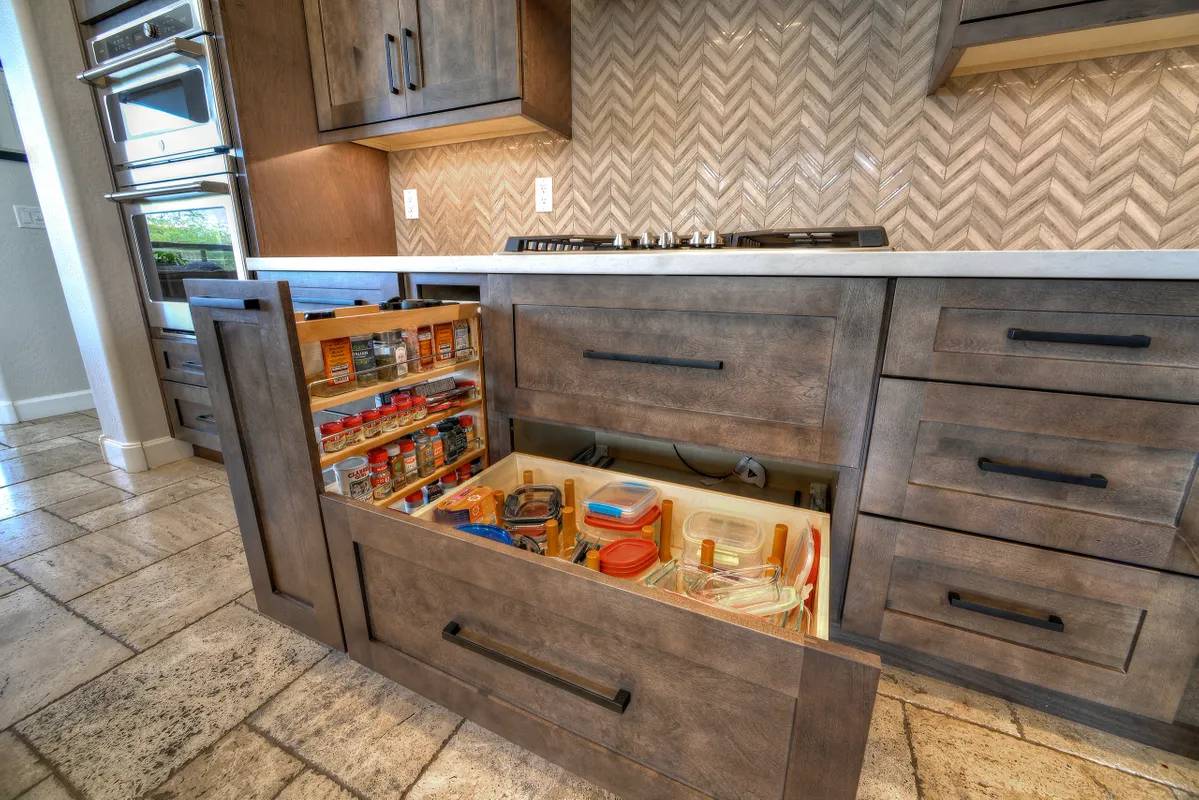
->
[77,37,206,87]
[104,181,229,203]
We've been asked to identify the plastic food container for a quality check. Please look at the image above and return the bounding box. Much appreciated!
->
[682,510,763,569]
[579,505,661,545]
[583,481,660,521]
[503,485,562,526]
[456,524,513,546]
[597,537,659,579]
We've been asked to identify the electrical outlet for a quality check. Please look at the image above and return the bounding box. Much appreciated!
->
[535,176,553,213]
[403,188,419,219]
[13,205,45,229]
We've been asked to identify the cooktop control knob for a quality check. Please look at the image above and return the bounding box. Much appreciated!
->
[638,231,656,248]
[611,233,629,250]
[687,231,703,248]
[143,22,159,38]
[658,231,677,249]
[704,230,721,248]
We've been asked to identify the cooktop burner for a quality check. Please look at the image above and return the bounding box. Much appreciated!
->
[503,226,889,252]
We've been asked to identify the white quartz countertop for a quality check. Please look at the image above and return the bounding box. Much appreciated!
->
[248,249,1199,279]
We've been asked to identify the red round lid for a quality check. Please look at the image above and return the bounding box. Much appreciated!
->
[584,504,660,532]
[344,413,363,426]
[598,538,658,576]
[362,408,381,420]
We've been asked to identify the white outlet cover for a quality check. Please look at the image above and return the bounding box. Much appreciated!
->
[535,176,553,213]
[13,205,45,229]
[403,188,419,219]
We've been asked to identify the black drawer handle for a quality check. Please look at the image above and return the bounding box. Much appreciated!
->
[191,297,260,310]
[1007,328,1151,348]
[442,621,631,713]
[401,28,421,90]
[948,592,1064,633]
[583,350,723,371]
[180,360,203,370]
[977,457,1108,489]
[196,413,216,424]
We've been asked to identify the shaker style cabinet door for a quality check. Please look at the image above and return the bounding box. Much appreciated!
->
[304,0,409,130]
[397,0,520,117]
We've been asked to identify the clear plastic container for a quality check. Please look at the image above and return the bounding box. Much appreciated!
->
[682,510,763,569]
[582,481,660,521]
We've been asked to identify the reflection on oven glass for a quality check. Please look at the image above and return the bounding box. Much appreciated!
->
[117,69,209,139]
[143,207,236,302]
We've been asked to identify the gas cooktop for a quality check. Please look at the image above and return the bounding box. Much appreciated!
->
[503,227,889,252]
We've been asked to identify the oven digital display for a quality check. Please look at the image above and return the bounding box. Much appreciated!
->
[135,207,237,302]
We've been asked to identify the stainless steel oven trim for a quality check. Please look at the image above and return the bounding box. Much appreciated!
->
[82,0,212,66]
[77,37,204,87]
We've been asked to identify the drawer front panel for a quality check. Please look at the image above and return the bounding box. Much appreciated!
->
[503,275,887,466]
[862,379,1199,574]
[153,337,207,387]
[251,270,402,313]
[885,279,1199,402]
[842,516,1199,720]
[162,380,220,451]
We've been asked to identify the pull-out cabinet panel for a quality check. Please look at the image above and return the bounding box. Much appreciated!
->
[842,516,1199,721]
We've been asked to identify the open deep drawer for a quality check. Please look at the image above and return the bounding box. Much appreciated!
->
[321,454,880,800]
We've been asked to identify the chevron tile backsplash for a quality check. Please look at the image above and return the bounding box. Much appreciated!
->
[389,0,1199,253]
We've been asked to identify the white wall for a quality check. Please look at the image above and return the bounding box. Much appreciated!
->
[0,155,92,422]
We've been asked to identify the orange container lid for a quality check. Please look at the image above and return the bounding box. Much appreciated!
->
[584,504,660,532]
[598,538,658,576]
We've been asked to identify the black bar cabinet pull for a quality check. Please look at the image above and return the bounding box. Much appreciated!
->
[948,592,1064,633]
[401,28,421,90]
[180,361,203,370]
[977,457,1107,489]
[1007,328,1151,348]
[384,33,400,94]
[196,414,216,424]
[442,621,631,713]
[190,297,260,310]
[583,350,723,371]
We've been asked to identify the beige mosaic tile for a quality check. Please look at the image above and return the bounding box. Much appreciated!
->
[855,697,917,800]
[0,586,131,729]
[17,604,327,800]
[252,652,461,799]
[275,771,355,800]
[70,531,251,650]
[0,565,27,597]
[0,510,88,564]
[1015,706,1199,794]
[0,472,107,521]
[878,667,1019,736]
[144,725,302,800]
[0,729,49,800]
[70,477,220,532]
[907,706,1176,799]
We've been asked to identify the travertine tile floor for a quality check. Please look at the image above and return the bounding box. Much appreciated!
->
[1,413,1197,799]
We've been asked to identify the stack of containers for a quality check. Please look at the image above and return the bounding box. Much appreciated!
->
[579,481,662,546]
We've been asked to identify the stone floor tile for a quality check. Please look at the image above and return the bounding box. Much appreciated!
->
[0,565,27,597]
[42,486,131,521]
[80,409,98,419]
[234,588,257,612]
[906,706,1176,799]
[252,652,461,799]
[69,430,102,444]
[1015,706,1199,793]
[70,476,220,532]
[144,725,302,800]
[0,437,93,464]
[14,777,74,800]
[878,667,1019,736]
[169,485,238,532]
[103,501,230,557]
[70,531,251,650]
[17,604,327,800]
[71,461,118,478]
[855,697,917,800]
[0,586,131,729]
[1174,789,1199,799]
[405,721,615,800]
[0,510,88,564]
[0,730,49,800]
[275,771,355,800]
[92,459,225,496]
[0,472,107,521]
[0,415,101,448]
[9,528,167,601]
[0,442,101,489]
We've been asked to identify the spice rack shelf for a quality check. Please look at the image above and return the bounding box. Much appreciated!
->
[308,358,480,413]
[318,399,483,469]
[371,446,488,508]
[295,301,478,345]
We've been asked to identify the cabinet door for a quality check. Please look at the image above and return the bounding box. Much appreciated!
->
[306,0,408,130]
[398,0,520,117]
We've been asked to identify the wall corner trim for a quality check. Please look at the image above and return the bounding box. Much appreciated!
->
[101,434,193,473]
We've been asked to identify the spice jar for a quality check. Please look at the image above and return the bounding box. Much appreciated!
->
[402,491,424,514]
[396,396,414,426]
[385,441,402,483]
[380,403,399,433]
[413,431,435,477]
[425,426,445,467]
[424,481,444,503]
[342,413,364,445]
[399,438,418,481]
[368,449,392,500]
[334,456,370,501]
[318,420,345,454]
[372,330,403,382]
[350,334,376,386]
[457,466,473,483]
[458,415,475,450]
[412,396,428,421]
[361,408,382,439]
[440,472,459,492]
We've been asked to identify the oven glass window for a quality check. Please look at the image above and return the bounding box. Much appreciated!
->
[134,207,236,302]
[116,68,209,140]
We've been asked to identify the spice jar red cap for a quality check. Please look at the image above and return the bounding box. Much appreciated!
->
[399,439,415,452]
[396,396,412,409]
[413,396,426,405]
[423,426,439,436]
[405,491,424,503]
[344,413,363,427]
[368,449,388,464]
[380,403,397,414]
[459,415,473,426]
[319,421,344,434]
[362,408,381,420]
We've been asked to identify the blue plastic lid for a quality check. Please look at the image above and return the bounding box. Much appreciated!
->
[456,523,513,545]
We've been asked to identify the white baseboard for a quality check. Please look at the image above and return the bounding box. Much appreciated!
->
[1,389,94,423]
[101,434,193,473]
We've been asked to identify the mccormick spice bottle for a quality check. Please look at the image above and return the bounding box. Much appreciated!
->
[379,403,399,433]
[318,420,345,454]
[342,413,364,445]
[425,426,445,467]
[361,408,382,439]
[402,491,424,514]
[368,449,392,500]
[399,438,418,481]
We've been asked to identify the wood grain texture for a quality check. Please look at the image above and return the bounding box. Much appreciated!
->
[861,378,1199,575]
[161,380,219,451]
[152,337,207,388]
[842,515,1199,721]
[186,279,344,650]
[519,0,572,136]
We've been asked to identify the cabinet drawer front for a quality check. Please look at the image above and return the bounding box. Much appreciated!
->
[504,276,886,466]
[885,279,1199,402]
[162,380,219,450]
[862,379,1199,574]
[154,338,207,387]
[843,516,1199,720]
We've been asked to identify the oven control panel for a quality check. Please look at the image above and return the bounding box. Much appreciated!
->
[91,2,199,64]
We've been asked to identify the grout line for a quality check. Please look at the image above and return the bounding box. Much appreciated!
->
[900,702,926,800]
[11,729,88,800]
[399,716,465,800]
[1010,704,1025,738]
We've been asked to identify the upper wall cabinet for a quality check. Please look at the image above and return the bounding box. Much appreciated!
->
[930,0,1199,92]
[304,0,571,151]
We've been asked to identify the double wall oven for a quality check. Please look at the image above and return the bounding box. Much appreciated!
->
[79,0,246,332]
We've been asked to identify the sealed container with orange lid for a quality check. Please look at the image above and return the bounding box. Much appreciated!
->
[583,481,659,521]
[597,537,659,579]
[682,510,763,569]
[579,504,661,546]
